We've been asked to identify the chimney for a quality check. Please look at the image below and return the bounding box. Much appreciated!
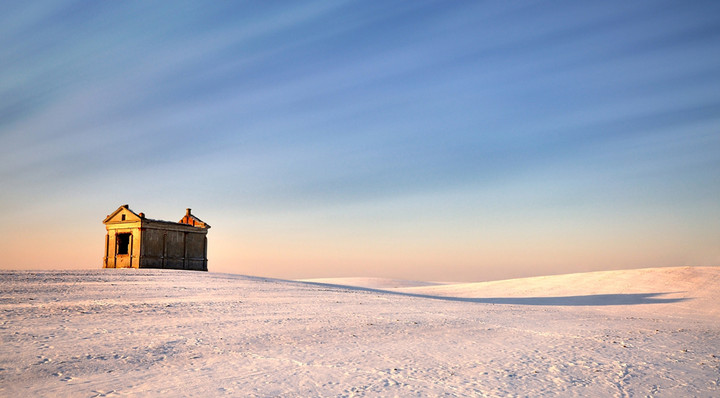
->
[186,208,192,217]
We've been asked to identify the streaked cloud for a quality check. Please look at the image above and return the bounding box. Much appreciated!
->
[1,1,718,279]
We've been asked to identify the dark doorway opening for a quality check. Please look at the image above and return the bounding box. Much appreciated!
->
[117,233,131,255]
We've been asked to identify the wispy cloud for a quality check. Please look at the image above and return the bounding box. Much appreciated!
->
[1,1,719,277]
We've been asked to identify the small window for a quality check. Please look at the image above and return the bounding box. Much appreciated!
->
[121,214,126,221]
[117,233,131,255]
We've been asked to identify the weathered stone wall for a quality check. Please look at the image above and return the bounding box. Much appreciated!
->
[138,228,164,268]
[164,230,185,269]
[184,232,207,271]
[135,227,208,270]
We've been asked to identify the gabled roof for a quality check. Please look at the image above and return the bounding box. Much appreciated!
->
[103,205,210,229]
[179,208,210,228]
[103,204,143,224]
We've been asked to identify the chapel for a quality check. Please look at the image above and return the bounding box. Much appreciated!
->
[102,204,209,271]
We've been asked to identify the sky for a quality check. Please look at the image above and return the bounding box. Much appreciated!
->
[1,1,719,282]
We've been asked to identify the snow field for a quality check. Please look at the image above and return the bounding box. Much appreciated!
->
[1,267,719,397]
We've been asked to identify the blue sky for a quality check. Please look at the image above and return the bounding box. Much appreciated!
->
[1,1,719,280]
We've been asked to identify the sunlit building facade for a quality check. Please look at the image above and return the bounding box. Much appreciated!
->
[102,204,209,271]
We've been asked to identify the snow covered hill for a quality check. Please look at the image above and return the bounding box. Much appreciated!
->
[310,267,720,320]
[1,267,718,397]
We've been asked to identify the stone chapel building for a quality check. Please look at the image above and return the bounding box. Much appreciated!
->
[102,204,210,271]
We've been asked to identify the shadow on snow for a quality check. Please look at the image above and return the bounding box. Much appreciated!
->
[297,281,689,306]
[412,292,690,306]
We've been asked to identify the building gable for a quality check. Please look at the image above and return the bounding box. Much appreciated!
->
[178,208,210,229]
[103,204,143,224]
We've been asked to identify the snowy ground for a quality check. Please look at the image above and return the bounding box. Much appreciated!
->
[1,267,718,397]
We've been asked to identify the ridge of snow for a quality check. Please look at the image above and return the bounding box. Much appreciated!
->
[297,277,446,289]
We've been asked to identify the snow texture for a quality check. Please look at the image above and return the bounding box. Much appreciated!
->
[1,266,719,397]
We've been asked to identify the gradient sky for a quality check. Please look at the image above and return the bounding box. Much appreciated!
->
[1,1,719,281]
